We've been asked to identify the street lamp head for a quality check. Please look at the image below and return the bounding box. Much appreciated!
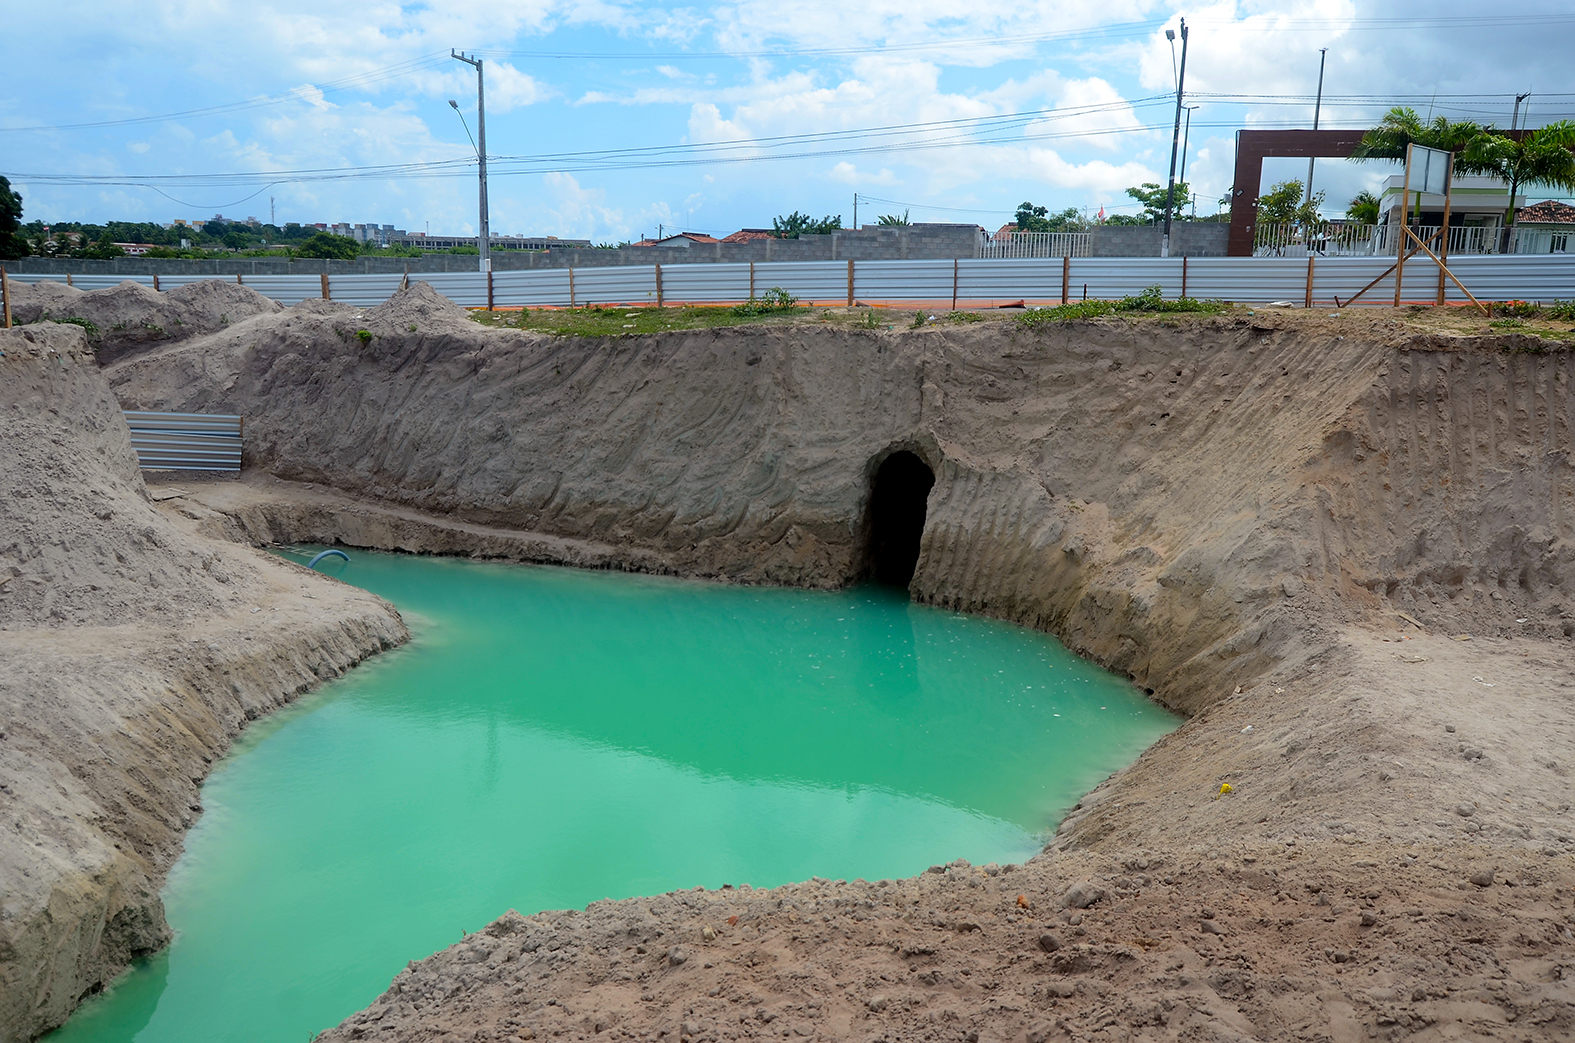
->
[448,99,460,109]
[1165,29,1175,40]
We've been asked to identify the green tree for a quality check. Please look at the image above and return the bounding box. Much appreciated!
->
[1460,121,1575,246]
[1122,182,1192,223]
[875,210,909,226]
[1346,190,1381,225]
[293,232,360,260]
[1256,180,1323,226]
[0,176,27,259]
[1013,203,1087,233]
[771,211,842,238]
[81,231,125,260]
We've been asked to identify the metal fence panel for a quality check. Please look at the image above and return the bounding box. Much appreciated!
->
[752,261,849,302]
[1070,259,1184,299]
[570,265,658,305]
[122,411,242,471]
[240,275,329,305]
[404,272,488,307]
[852,259,957,301]
[956,258,1059,301]
[660,262,753,304]
[328,274,407,307]
[492,269,570,308]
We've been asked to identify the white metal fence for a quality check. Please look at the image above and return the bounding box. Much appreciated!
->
[7,254,1575,308]
[977,232,1091,258]
[1255,222,1574,258]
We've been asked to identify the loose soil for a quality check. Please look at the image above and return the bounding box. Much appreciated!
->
[5,279,1574,1042]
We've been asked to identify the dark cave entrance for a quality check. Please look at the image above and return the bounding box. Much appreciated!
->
[861,451,936,589]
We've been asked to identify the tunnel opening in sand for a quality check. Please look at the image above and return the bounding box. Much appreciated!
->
[861,450,936,589]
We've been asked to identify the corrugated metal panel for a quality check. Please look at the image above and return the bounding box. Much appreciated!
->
[853,260,956,301]
[122,411,242,471]
[956,258,1059,302]
[493,269,571,307]
[409,272,489,307]
[245,275,329,305]
[327,274,406,307]
[660,262,752,303]
[572,265,659,305]
[752,261,848,302]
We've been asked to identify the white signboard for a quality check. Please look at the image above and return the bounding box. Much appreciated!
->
[1409,144,1451,197]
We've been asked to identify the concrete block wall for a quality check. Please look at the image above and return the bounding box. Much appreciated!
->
[1088,224,1229,257]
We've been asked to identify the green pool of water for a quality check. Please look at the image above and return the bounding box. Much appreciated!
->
[50,550,1177,1043]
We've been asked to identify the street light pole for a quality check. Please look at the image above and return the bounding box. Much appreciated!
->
[1160,19,1189,258]
[1304,48,1328,207]
[451,49,491,274]
[1180,104,1199,184]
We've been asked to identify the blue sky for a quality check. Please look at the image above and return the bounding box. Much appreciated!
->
[5,1,1574,243]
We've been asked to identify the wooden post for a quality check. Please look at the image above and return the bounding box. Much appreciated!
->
[66,273,73,287]
[846,258,854,307]
[487,270,495,311]
[748,260,755,301]
[236,274,242,286]
[1181,256,1189,300]
[320,273,330,300]
[1437,151,1455,305]
[1062,254,1071,304]
[1394,144,1413,306]
[655,262,663,308]
[1,267,11,329]
[1304,255,1315,309]
[400,268,409,291]
[952,258,959,311]
[569,267,576,309]
[152,273,160,292]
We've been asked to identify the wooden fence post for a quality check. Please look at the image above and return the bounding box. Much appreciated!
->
[952,258,959,311]
[569,267,576,309]
[846,258,854,307]
[236,274,242,286]
[749,261,755,300]
[487,270,495,311]
[1180,256,1188,300]
[1,267,11,329]
[152,273,160,292]
[66,273,73,287]
[1062,254,1071,304]
[655,262,663,308]
[320,273,330,300]
[1305,255,1315,309]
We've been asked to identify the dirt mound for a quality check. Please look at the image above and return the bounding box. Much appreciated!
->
[363,280,475,334]
[7,278,282,363]
[0,321,405,1042]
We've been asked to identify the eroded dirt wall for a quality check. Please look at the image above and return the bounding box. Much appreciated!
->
[106,289,1574,713]
[0,324,407,1043]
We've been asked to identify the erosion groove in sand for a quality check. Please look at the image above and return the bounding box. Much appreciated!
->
[0,324,408,1043]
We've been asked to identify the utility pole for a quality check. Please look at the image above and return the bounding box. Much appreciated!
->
[1180,104,1199,184]
[451,50,491,274]
[853,194,857,230]
[1510,91,1531,132]
[270,196,275,225]
[1305,48,1328,206]
[1160,19,1189,258]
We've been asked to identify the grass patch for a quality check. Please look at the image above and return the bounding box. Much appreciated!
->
[470,302,810,337]
[1018,285,1227,328]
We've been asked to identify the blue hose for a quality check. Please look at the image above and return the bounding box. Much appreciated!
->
[307,549,350,570]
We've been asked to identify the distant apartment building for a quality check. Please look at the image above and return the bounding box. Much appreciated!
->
[391,233,593,251]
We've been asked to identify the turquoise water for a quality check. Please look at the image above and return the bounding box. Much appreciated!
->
[50,550,1177,1043]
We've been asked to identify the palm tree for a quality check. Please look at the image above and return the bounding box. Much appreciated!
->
[1461,121,1575,251]
[1349,107,1487,164]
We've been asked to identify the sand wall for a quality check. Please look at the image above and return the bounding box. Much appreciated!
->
[106,288,1575,714]
[0,324,407,1043]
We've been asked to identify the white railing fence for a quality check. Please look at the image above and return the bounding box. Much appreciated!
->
[977,232,1091,259]
[6,254,1575,310]
[1255,222,1573,258]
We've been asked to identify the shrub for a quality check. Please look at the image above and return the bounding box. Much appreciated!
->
[1018,285,1226,328]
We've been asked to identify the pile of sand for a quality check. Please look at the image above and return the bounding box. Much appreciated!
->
[7,278,282,363]
[0,321,406,1042]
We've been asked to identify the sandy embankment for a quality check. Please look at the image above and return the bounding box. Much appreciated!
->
[4,280,1573,1040]
[0,322,408,1043]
